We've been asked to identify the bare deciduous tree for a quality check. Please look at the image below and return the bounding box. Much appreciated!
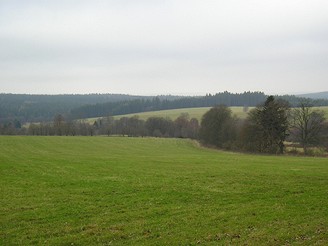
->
[290,102,326,154]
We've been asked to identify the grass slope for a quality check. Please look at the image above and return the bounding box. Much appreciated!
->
[1,136,328,245]
[86,106,250,123]
[86,106,328,123]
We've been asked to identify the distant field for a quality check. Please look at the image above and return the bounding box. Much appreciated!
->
[86,106,328,123]
[86,106,250,123]
[1,136,328,245]
[321,106,328,117]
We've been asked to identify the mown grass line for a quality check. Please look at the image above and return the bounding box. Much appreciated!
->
[0,136,327,245]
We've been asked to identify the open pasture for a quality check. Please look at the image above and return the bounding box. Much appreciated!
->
[87,106,328,123]
[112,107,214,121]
[87,106,250,123]
[1,136,328,245]
[321,106,328,117]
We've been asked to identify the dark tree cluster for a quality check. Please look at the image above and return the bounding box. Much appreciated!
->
[199,96,327,155]
[0,119,24,135]
[199,106,238,148]
[239,96,289,154]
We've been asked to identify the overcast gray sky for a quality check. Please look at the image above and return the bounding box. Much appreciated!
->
[0,0,327,95]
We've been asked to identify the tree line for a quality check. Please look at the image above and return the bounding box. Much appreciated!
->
[0,93,181,123]
[2,91,328,124]
[3,113,200,140]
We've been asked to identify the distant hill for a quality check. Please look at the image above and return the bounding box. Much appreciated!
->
[298,91,328,100]
[0,93,182,123]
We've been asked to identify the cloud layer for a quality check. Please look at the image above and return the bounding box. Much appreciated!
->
[1,0,327,95]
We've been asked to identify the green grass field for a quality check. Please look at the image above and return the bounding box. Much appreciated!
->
[1,136,328,245]
[86,106,328,123]
[112,107,214,121]
[86,106,250,123]
[321,106,328,118]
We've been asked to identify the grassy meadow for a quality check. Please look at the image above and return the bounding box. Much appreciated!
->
[322,106,328,117]
[1,136,328,245]
[86,106,250,123]
[86,106,328,123]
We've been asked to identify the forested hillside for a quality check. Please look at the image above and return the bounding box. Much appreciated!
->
[1,92,328,124]
[69,91,265,119]
[0,94,180,123]
[70,92,328,119]
[298,91,328,99]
